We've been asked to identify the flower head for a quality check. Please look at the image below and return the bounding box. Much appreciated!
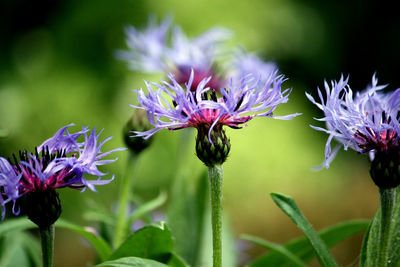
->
[132,71,299,165]
[133,70,299,140]
[116,16,232,90]
[0,124,125,222]
[306,75,400,170]
[229,49,278,87]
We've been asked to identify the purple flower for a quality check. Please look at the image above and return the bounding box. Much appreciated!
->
[116,16,232,90]
[229,49,278,87]
[0,124,125,220]
[132,70,300,141]
[306,75,400,169]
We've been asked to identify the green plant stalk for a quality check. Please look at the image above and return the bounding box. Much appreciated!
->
[377,187,396,267]
[39,224,55,267]
[114,152,140,248]
[208,164,223,267]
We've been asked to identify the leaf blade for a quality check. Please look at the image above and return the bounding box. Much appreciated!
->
[271,192,338,267]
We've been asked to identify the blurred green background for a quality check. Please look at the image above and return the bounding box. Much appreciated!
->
[1,0,399,266]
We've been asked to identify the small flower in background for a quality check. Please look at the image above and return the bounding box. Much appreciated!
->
[116,16,278,92]
[132,70,300,166]
[307,75,400,187]
[0,124,124,226]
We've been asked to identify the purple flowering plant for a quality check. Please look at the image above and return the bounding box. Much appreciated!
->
[306,75,400,171]
[0,124,123,223]
[306,75,400,267]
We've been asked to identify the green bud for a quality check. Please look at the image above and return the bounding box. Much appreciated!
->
[370,148,400,189]
[195,124,231,167]
[123,109,153,154]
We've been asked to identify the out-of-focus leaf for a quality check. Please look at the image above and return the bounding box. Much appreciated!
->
[127,191,167,225]
[0,217,35,237]
[84,210,116,225]
[242,234,307,267]
[167,170,208,266]
[197,209,237,267]
[387,187,400,266]
[20,231,41,267]
[248,220,369,266]
[95,257,169,267]
[109,222,173,264]
[0,231,39,267]
[56,219,112,262]
[271,193,338,267]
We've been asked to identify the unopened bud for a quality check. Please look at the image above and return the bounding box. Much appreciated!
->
[195,124,230,167]
[123,109,153,154]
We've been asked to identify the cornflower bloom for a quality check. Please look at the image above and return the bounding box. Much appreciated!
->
[306,75,400,188]
[117,16,277,92]
[307,75,400,267]
[133,70,299,165]
[0,124,124,226]
[132,70,299,267]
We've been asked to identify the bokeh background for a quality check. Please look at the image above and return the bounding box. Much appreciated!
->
[1,0,399,266]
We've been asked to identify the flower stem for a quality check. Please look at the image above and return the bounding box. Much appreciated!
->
[39,224,55,267]
[208,164,223,267]
[114,151,140,248]
[377,187,396,267]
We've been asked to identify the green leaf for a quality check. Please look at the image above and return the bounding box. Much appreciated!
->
[95,257,169,267]
[20,231,42,267]
[270,192,339,267]
[248,220,369,267]
[167,170,208,266]
[0,231,40,267]
[127,191,167,225]
[242,234,307,267]
[84,209,116,226]
[109,222,174,264]
[0,217,35,237]
[56,218,112,262]
[387,187,400,266]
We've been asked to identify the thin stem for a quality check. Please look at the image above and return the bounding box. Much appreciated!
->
[39,224,55,267]
[377,187,396,267]
[113,151,140,248]
[208,164,223,267]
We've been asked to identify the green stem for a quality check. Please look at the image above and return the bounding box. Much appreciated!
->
[39,224,55,267]
[113,151,140,248]
[208,164,223,267]
[377,187,396,267]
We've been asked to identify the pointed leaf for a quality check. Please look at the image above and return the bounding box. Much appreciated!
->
[248,220,369,266]
[271,193,338,267]
[242,234,307,267]
[95,257,169,267]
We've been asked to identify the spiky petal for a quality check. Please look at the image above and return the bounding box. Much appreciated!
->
[132,70,300,141]
[306,75,400,169]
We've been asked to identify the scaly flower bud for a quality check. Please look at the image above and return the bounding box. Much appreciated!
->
[370,147,400,189]
[123,109,153,154]
[196,124,230,167]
